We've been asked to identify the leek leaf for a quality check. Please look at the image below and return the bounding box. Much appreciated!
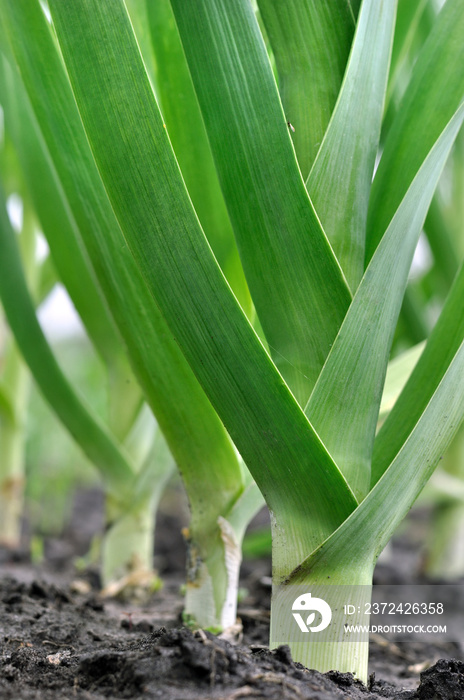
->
[170,0,352,405]
[145,0,251,316]
[0,55,136,383]
[257,0,357,176]
[306,0,396,291]
[291,337,464,581]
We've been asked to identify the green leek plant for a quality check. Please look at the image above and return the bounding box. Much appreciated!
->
[1,0,263,625]
[3,0,464,681]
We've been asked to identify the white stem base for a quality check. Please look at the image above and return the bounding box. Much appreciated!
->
[184,516,241,630]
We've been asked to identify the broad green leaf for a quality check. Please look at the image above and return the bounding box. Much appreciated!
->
[124,0,157,91]
[291,337,464,581]
[48,0,358,566]
[367,0,464,261]
[372,257,464,486]
[304,105,464,500]
[170,0,352,405]
[306,0,396,292]
[0,185,134,498]
[379,342,425,423]
[145,0,251,316]
[257,0,358,176]
[2,0,243,537]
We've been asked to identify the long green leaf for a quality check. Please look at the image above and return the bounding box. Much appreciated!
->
[304,105,464,500]
[145,0,251,316]
[424,195,460,295]
[292,337,464,581]
[47,0,359,566]
[170,0,352,405]
[367,0,464,261]
[306,0,396,291]
[372,258,464,486]
[257,0,358,176]
[382,0,436,141]
[0,185,134,497]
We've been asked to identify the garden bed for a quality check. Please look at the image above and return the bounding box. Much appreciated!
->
[1,488,463,699]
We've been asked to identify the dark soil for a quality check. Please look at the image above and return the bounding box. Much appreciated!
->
[1,489,463,700]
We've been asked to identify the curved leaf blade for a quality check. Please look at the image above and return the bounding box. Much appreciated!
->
[0,54,128,372]
[145,0,251,316]
[306,0,396,291]
[292,337,464,580]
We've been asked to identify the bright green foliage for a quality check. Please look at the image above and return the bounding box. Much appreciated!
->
[1,0,464,682]
[258,0,359,177]
[146,0,251,316]
[1,0,262,625]
[169,0,352,406]
[306,0,395,291]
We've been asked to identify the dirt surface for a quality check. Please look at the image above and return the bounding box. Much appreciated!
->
[1,490,464,699]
